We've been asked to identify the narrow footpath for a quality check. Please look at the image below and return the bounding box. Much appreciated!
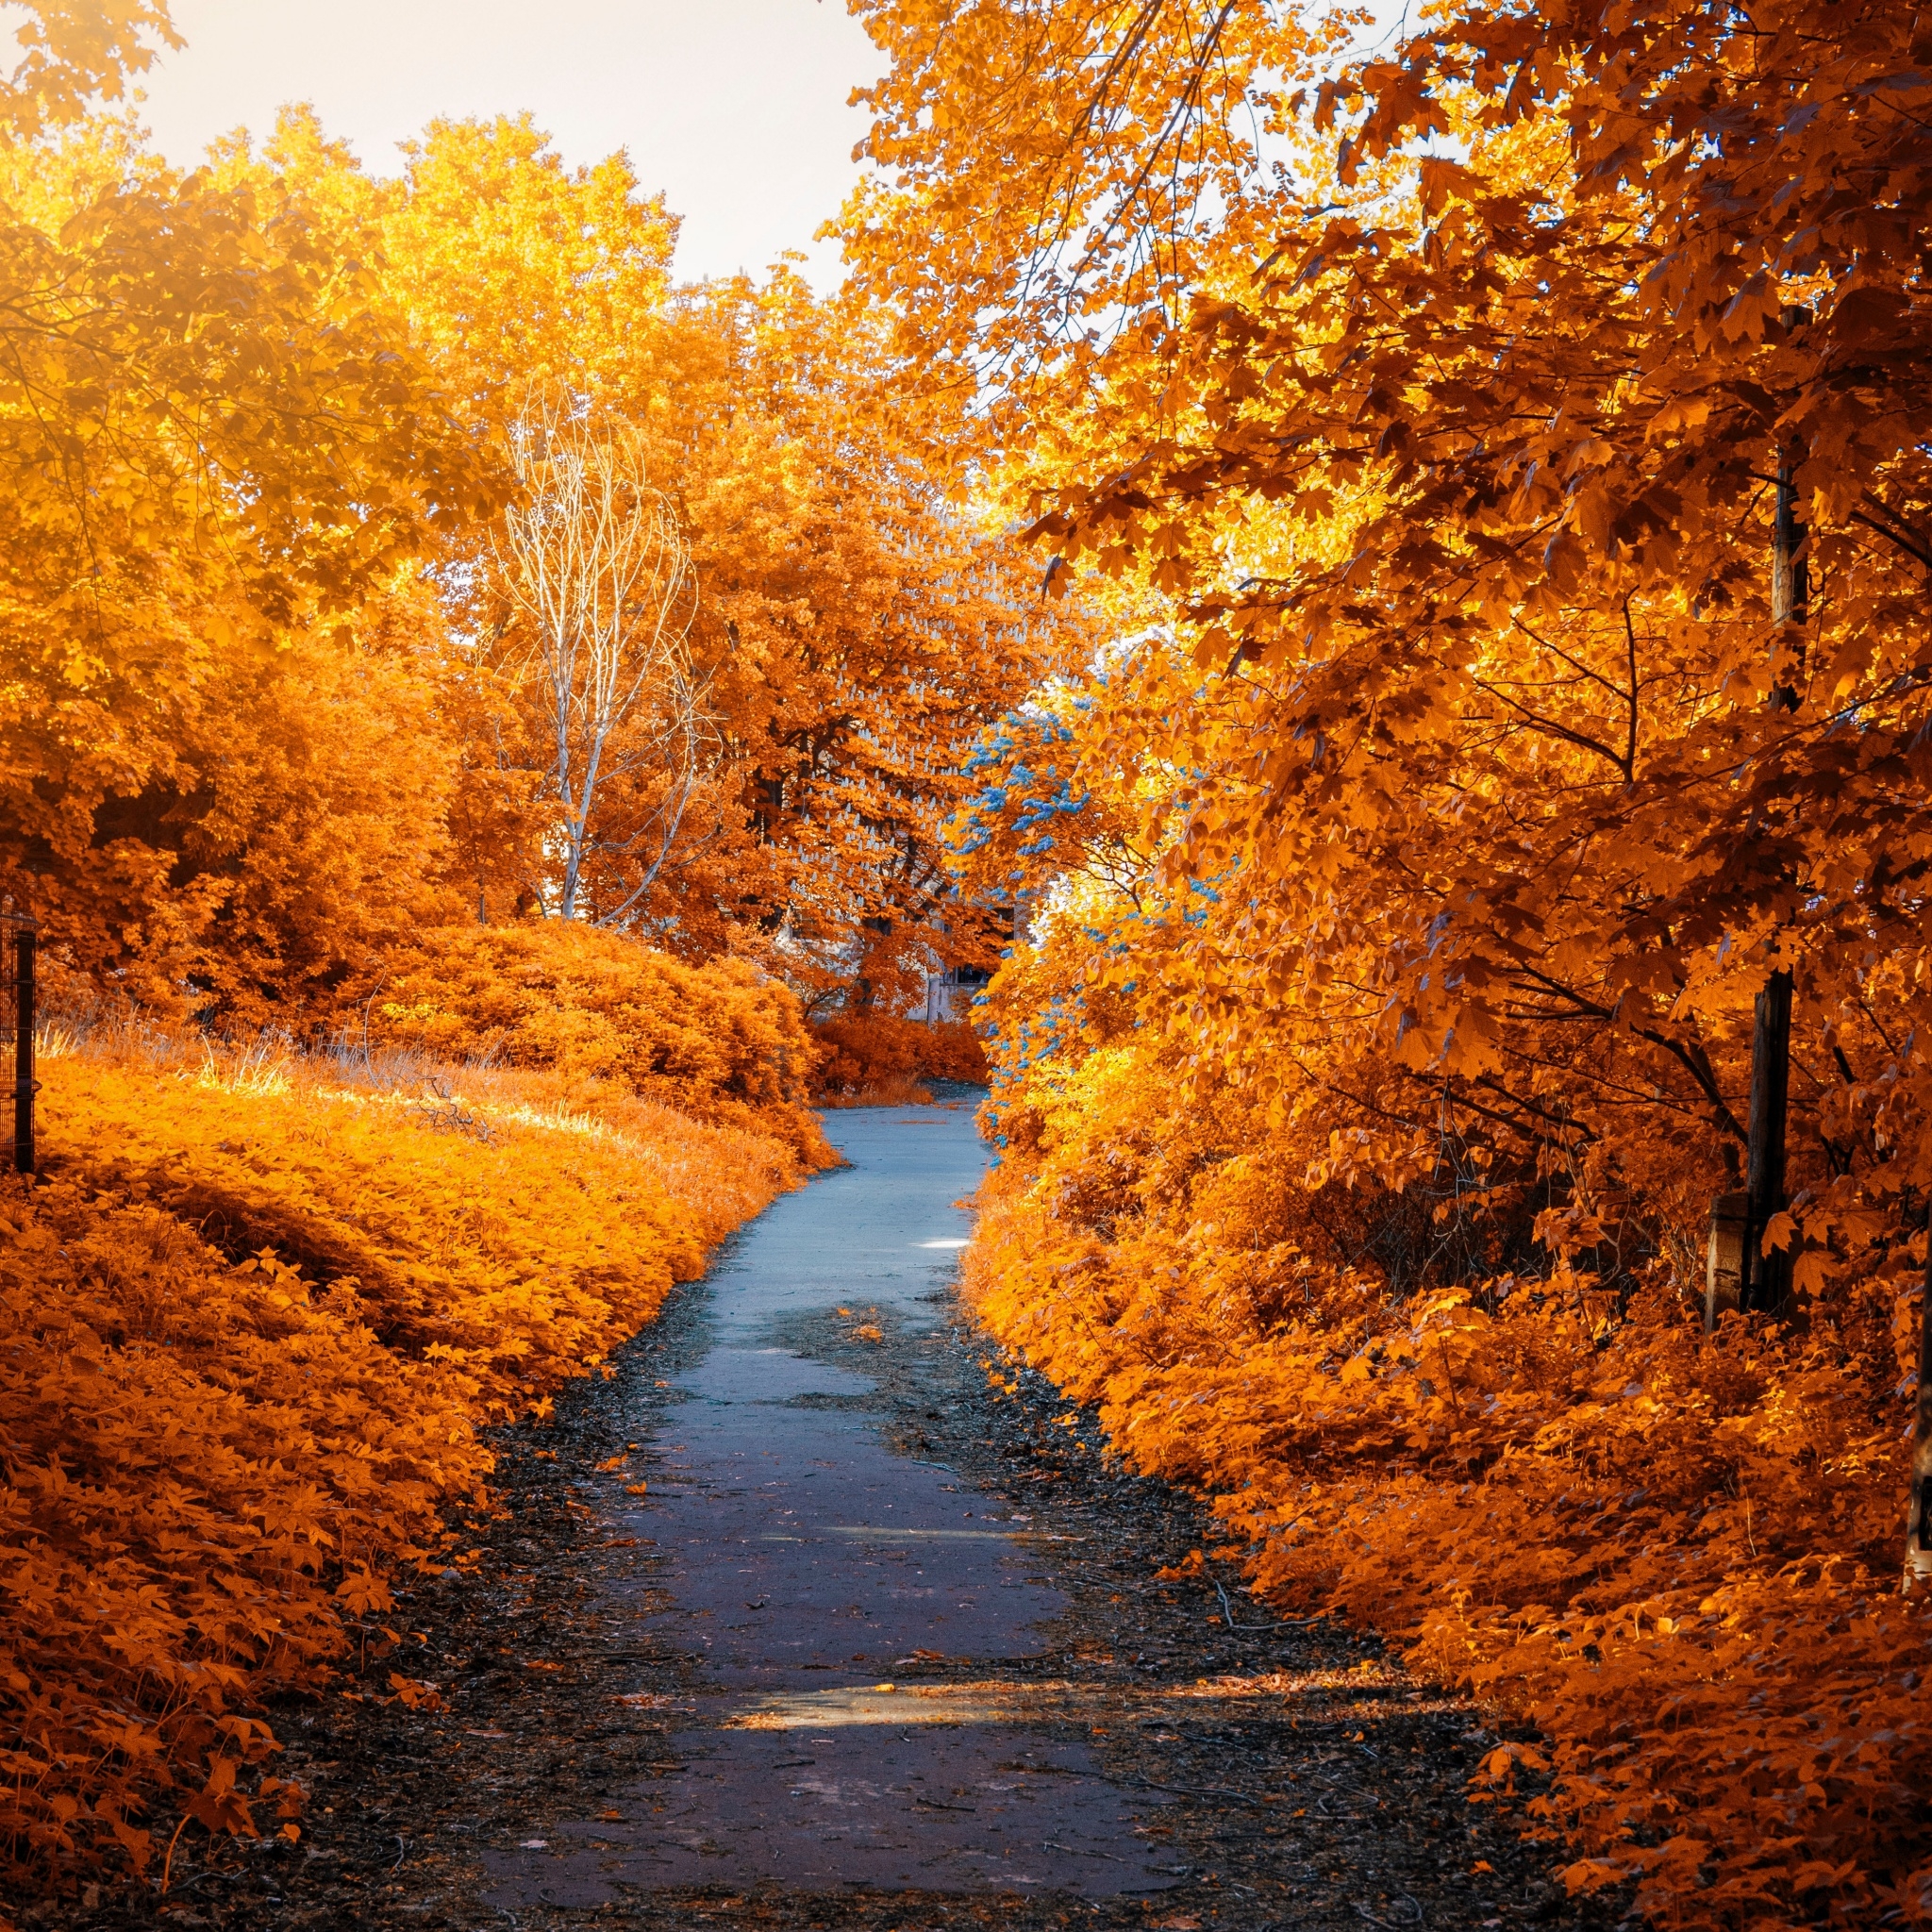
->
[154,1102,1615,1932]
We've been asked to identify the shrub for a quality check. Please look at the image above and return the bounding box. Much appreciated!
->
[963,1034,1932,1932]
[359,921,824,1152]
[812,1012,987,1102]
[0,1174,485,1887]
[0,1015,817,1898]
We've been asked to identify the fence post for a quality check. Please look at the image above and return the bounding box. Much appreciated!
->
[8,922,34,1174]
[1706,1190,1750,1332]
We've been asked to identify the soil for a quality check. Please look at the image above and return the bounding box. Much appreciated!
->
[28,1105,1624,1932]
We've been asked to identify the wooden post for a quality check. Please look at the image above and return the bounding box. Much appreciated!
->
[1706,1190,1749,1331]
[1905,1215,1932,1593]
[1740,968,1791,1314]
[10,924,33,1174]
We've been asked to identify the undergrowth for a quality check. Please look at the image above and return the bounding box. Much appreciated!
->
[0,1014,826,1904]
[964,1045,1932,1932]
[811,1012,987,1104]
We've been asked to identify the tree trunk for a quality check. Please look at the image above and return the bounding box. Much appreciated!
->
[9,923,34,1174]
[1772,463,1808,634]
[1905,1218,1932,1593]
[1740,968,1791,1315]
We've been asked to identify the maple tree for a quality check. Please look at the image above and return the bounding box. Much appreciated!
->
[0,0,176,139]
[849,0,1932,1923]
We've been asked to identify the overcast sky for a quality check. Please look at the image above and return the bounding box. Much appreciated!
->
[127,0,886,288]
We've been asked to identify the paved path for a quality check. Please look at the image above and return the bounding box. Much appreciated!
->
[166,1106,1609,1929]
[482,1103,1180,1908]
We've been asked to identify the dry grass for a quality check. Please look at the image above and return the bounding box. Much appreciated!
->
[818,1072,937,1109]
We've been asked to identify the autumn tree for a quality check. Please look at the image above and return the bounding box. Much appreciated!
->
[0,107,496,1010]
[629,271,1070,1012]
[0,0,179,139]
[306,111,1074,1005]
[496,391,711,923]
[851,0,1932,1393]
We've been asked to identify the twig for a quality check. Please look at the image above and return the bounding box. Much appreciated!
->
[159,1813,192,1895]
[1435,1333,1467,1426]
[1124,1774,1267,1808]
[1212,1576,1319,1629]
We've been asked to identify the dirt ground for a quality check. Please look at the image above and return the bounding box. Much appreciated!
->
[33,1246,1625,1932]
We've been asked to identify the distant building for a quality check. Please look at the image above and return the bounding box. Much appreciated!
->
[923,962,991,1024]
[920,892,1031,1023]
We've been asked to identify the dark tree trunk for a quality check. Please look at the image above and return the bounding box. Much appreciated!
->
[1740,968,1791,1315]
[1906,1218,1932,1593]
[9,923,33,1174]
[1772,464,1808,635]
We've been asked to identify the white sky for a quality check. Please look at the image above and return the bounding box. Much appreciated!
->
[126,0,886,288]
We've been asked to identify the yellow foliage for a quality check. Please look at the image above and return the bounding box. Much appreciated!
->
[359,920,827,1156]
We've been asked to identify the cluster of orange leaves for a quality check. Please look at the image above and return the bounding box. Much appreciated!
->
[0,942,825,1895]
[857,1,1932,1924]
[360,920,825,1153]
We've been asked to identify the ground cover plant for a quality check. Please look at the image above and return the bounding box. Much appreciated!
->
[960,1048,1928,1928]
[0,1013,824,1899]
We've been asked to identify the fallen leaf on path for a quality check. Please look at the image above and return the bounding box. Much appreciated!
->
[387,1674,444,1710]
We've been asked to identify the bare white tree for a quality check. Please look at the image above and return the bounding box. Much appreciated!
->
[497,391,711,923]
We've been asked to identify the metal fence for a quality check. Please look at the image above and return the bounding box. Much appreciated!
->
[2,914,36,1174]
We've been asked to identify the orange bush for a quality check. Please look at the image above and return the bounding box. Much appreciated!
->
[963,1038,1932,1930]
[0,1175,484,1888]
[0,1017,816,1897]
[360,921,824,1153]
[812,1012,987,1103]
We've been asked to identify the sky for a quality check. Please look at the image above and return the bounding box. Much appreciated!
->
[127,0,887,289]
